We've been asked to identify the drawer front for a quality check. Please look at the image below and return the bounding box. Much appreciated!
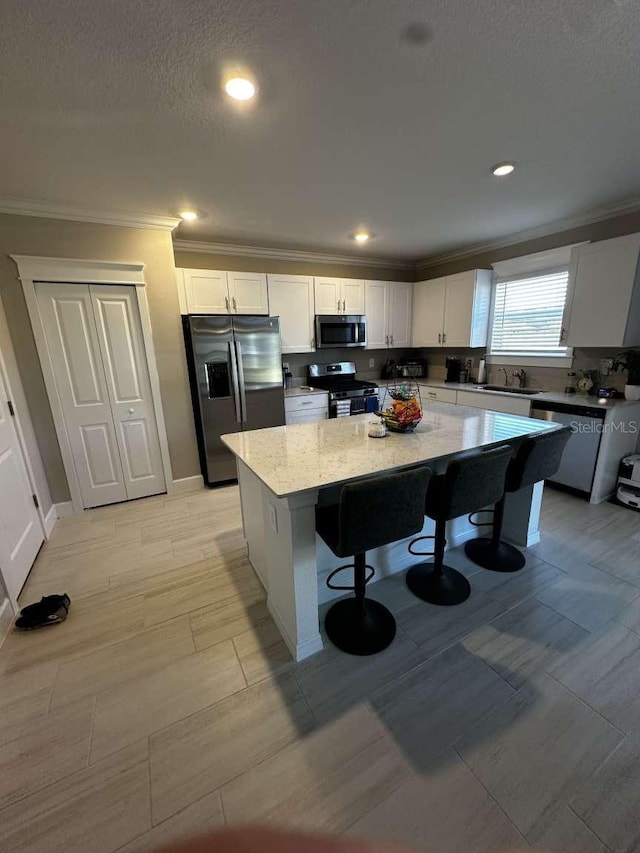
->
[456,390,531,417]
[286,409,328,425]
[419,385,457,404]
[284,393,329,413]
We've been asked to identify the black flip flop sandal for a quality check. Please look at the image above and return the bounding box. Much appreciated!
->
[15,594,71,631]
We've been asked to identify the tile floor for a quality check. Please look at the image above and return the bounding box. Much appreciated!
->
[1,485,639,852]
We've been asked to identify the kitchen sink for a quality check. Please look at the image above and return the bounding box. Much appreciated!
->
[474,385,542,396]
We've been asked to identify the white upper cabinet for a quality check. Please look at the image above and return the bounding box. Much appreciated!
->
[563,234,640,347]
[177,268,269,315]
[267,274,315,353]
[227,271,269,315]
[413,270,491,347]
[314,277,364,315]
[364,281,412,349]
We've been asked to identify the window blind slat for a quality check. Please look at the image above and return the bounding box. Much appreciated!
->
[489,269,570,357]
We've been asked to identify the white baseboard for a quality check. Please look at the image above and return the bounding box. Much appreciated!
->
[43,504,57,538]
[0,597,14,647]
[170,475,205,495]
[54,501,74,518]
[267,596,323,663]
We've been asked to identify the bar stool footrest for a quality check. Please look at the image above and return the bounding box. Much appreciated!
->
[467,510,495,528]
[326,563,375,591]
[464,538,525,573]
[406,561,471,606]
[408,534,437,559]
[324,598,396,656]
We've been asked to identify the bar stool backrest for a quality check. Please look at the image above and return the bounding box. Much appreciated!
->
[506,427,572,492]
[335,467,432,557]
[428,445,513,521]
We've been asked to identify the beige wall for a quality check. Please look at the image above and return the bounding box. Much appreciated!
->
[0,214,199,504]
[418,210,640,280]
[174,250,415,282]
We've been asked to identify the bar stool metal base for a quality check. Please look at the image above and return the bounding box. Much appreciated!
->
[464,538,526,573]
[324,598,396,656]
[406,562,471,606]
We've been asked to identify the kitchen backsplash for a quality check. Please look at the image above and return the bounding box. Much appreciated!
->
[284,346,640,391]
[415,347,640,392]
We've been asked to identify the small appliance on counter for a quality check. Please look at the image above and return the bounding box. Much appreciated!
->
[397,357,427,379]
[617,454,640,511]
[445,356,462,383]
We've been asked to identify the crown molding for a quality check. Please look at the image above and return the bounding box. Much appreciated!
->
[416,195,640,274]
[0,198,181,232]
[172,238,415,271]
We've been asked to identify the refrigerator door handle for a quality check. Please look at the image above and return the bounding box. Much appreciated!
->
[235,341,248,423]
[228,341,242,424]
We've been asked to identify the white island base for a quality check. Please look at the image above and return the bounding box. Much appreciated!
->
[236,459,543,662]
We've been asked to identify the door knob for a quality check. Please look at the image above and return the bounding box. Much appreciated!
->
[128,408,135,414]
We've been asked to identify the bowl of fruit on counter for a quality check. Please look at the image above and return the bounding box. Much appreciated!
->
[379,382,423,433]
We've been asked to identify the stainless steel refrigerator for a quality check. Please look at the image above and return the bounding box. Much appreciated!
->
[183,315,285,485]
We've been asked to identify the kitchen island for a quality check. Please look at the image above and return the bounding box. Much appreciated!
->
[222,402,560,661]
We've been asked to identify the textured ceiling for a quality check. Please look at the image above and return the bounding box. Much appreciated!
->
[2,0,640,259]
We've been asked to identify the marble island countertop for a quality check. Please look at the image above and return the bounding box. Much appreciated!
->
[222,402,559,498]
[418,380,635,409]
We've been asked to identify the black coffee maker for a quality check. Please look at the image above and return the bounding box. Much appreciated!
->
[445,357,462,383]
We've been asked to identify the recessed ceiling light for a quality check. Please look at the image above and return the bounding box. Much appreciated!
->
[353,231,370,243]
[225,77,256,101]
[492,162,516,177]
[179,210,198,221]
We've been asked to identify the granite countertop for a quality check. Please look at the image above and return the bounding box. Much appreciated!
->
[284,386,328,399]
[418,380,636,409]
[222,402,559,498]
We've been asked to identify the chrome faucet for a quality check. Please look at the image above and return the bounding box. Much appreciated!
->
[498,367,509,387]
[512,369,527,389]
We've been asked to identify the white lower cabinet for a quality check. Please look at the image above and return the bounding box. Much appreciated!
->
[418,384,457,404]
[285,392,329,425]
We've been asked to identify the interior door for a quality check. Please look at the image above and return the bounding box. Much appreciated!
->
[0,368,43,601]
[412,278,446,346]
[388,282,412,348]
[364,281,389,349]
[227,272,269,315]
[314,278,342,315]
[90,286,166,501]
[233,316,285,431]
[443,272,475,347]
[36,283,128,508]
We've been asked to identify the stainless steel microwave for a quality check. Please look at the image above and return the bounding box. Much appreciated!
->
[315,315,367,349]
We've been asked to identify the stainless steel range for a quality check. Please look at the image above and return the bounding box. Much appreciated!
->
[308,361,379,418]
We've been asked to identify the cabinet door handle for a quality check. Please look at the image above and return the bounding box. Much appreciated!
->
[300,401,313,406]
[232,296,237,311]
[225,296,230,311]
[390,334,394,345]
[338,299,341,311]
[438,333,441,343]
[342,299,346,312]
[442,333,446,344]
[385,335,389,345]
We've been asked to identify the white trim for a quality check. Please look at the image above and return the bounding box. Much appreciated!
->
[0,597,14,646]
[54,501,75,518]
[43,505,57,538]
[0,198,180,232]
[486,354,574,368]
[171,475,205,495]
[12,255,174,514]
[491,244,587,278]
[416,196,640,273]
[173,239,414,271]
[267,595,323,662]
[10,255,146,285]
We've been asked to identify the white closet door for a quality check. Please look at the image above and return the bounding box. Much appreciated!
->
[90,286,165,501]
[0,368,43,600]
[36,283,127,508]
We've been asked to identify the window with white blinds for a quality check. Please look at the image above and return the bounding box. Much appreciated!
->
[489,268,570,357]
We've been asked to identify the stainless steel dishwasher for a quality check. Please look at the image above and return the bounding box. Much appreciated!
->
[530,400,606,497]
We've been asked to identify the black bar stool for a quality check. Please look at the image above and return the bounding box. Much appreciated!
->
[406,445,513,606]
[465,426,572,573]
[316,466,432,656]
